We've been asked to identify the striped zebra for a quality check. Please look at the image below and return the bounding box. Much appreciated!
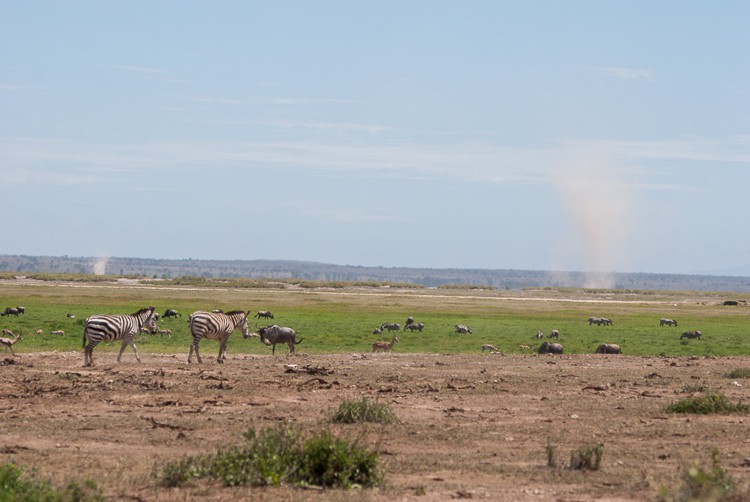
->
[187,310,250,363]
[82,306,157,366]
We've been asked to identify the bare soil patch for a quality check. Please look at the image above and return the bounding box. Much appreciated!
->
[1,350,749,501]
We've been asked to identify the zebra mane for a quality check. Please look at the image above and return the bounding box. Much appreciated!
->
[131,306,155,317]
[224,310,247,316]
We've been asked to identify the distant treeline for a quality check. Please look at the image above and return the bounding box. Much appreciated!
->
[2,254,750,292]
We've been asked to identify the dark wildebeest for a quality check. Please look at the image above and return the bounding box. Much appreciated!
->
[535,330,544,339]
[257,325,302,355]
[680,330,702,340]
[254,310,274,319]
[380,322,401,332]
[405,316,414,326]
[404,322,425,332]
[372,327,382,335]
[660,318,678,327]
[162,309,181,319]
[1,307,20,317]
[538,341,564,354]
[455,324,473,334]
[15,306,24,315]
[548,329,560,339]
[723,300,739,306]
[595,343,621,354]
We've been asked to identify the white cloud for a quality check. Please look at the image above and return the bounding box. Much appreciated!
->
[597,66,654,80]
[2,135,748,192]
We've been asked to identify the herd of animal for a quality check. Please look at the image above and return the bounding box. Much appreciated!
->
[0,304,705,363]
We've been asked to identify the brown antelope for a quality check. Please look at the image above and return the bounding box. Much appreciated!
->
[0,331,23,356]
[372,334,399,353]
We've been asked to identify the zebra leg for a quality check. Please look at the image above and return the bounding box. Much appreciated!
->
[217,341,227,363]
[117,336,140,363]
[84,343,97,366]
[194,342,203,364]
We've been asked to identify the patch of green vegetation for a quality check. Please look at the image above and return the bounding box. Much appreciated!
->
[156,425,383,489]
[4,278,750,357]
[658,449,749,502]
[331,396,399,424]
[568,443,604,471]
[0,462,103,501]
[725,368,750,379]
[666,393,749,414]
[681,382,711,394]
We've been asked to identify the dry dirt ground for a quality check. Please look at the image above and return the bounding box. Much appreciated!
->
[1,350,749,501]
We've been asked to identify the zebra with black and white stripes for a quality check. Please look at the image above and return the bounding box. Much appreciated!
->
[187,310,250,363]
[82,306,157,366]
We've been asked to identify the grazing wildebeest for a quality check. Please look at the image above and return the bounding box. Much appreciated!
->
[680,330,702,340]
[254,310,274,319]
[455,324,473,334]
[404,322,424,332]
[372,327,382,335]
[1,307,20,317]
[162,309,181,319]
[380,322,401,332]
[595,343,621,354]
[15,306,24,315]
[405,316,414,326]
[538,341,563,354]
[258,325,302,355]
[535,330,544,339]
[660,318,678,327]
[548,329,559,339]
[723,300,739,306]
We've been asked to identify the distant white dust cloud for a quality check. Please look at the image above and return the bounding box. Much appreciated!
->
[93,257,109,275]
[549,150,635,288]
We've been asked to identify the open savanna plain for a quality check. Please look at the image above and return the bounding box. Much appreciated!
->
[1,278,749,500]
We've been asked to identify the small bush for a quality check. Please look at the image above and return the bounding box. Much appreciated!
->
[666,393,749,414]
[568,443,604,471]
[681,382,710,394]
[725,368,750,379]
[545,437,557,468]
[156,425,383,489]
[0,462,103,501]
[658,449,749,502]
[331,397,399,424]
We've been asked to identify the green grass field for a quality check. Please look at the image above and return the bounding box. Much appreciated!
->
[1,279,749,358]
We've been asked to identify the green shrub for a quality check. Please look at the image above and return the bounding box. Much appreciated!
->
[331,397,399,424]
[156,425,383,489]
[568,443,603,471]
[545,437,557,468]
[0,462,103,501]
[658,449,749,502]
[666,394,749,414]
[725,368,750,379]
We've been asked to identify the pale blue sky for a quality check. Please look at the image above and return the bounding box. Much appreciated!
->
[2,1,750,278]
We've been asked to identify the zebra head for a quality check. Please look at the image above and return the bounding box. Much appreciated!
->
[134,306,158,334]
[225,310,250,339]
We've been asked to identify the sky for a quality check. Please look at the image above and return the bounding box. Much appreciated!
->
[2,1,750,281]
